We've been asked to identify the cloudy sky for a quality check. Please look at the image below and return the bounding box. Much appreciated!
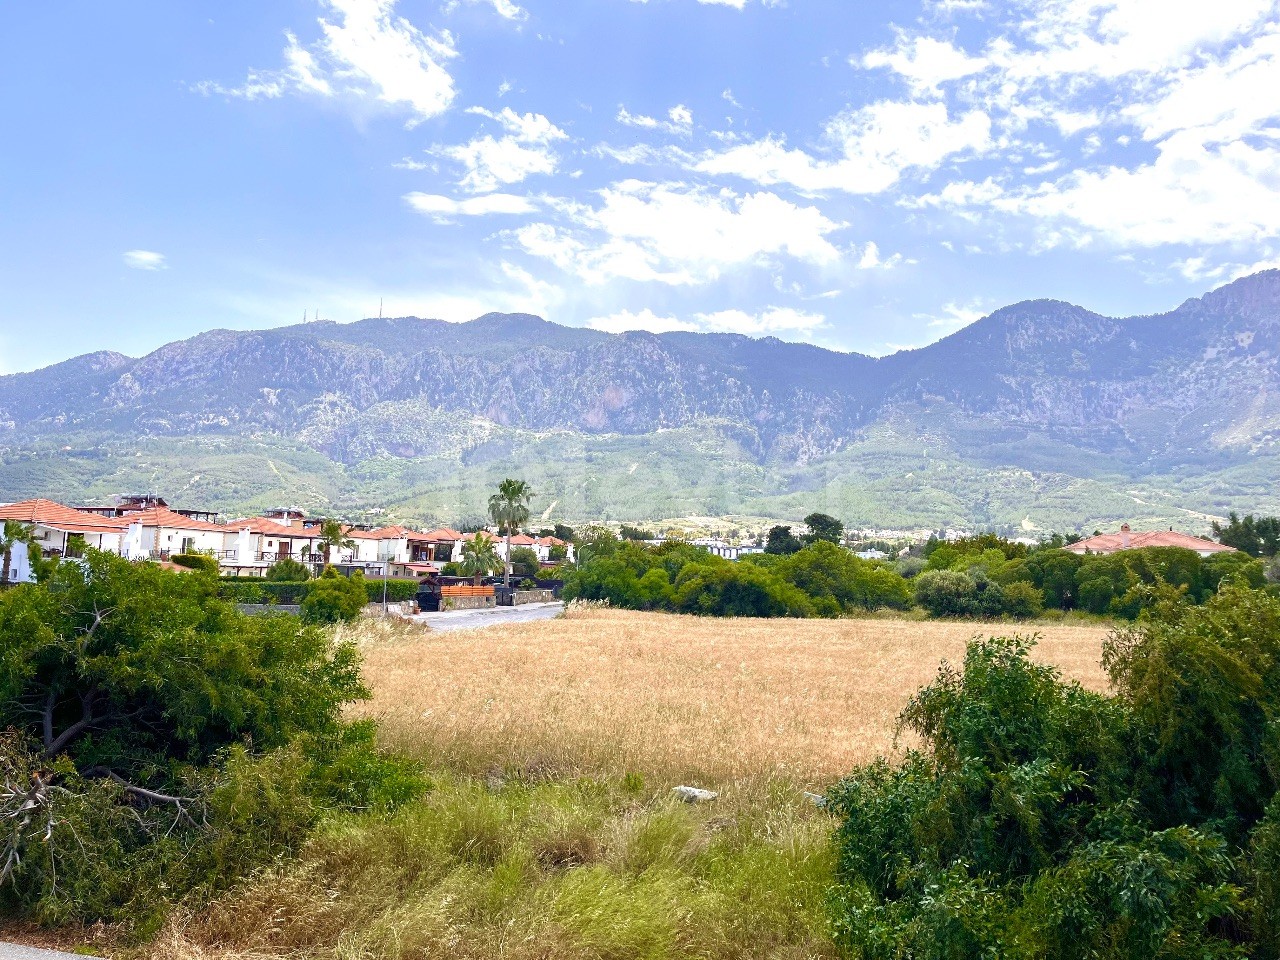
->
[3,0,1279,373]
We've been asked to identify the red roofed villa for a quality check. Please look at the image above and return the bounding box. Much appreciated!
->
[1064,523,1236,558]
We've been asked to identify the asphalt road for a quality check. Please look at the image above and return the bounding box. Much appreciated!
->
[412,600,564,632]
[0,946,94,960]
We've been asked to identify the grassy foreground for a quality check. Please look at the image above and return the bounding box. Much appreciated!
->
[27,610,1111,960]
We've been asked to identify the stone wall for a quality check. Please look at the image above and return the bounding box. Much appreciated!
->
[443,595,496,611]
[513,589,556,605]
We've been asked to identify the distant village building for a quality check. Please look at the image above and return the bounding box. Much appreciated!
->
[0,495,575,581]
[1064,523,1235,558]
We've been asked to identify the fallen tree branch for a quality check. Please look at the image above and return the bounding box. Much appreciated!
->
[43,687,98,759]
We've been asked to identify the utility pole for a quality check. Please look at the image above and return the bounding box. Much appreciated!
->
[381,556,389,615]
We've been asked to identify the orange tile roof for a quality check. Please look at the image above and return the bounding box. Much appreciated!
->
[122,507,229,533]
[358,525,417,540]
[1065,529,1235,555]
[422,527,466,541]
[0,499,133,535]
[230,517,313,537]
[508,533,537,546]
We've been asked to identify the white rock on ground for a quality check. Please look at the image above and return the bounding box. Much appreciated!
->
[672,785,719,803]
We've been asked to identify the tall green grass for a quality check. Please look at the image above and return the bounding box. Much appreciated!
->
[173,771,837,960]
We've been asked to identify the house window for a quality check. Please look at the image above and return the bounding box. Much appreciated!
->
[181,537,195,553]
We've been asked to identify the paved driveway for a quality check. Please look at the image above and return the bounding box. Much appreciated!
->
[412,601,564,632]
[0,946,94,960]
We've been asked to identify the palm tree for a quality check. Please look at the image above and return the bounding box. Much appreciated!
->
[0,520,37,585]
[315,519,356,567]
[488,478,534,587]
[459,532,503,586]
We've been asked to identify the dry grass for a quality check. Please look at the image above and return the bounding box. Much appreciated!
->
[16,611,1112,960]
[354,608,1112,790]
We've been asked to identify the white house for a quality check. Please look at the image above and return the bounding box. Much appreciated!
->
[0,499,133,580]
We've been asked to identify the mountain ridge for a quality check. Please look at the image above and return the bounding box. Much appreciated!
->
[2,271,1278,528]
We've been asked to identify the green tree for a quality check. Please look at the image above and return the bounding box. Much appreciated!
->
[775,541,912,613]
[266,557,313,581]
[315,519,356,566]
[299,567,367,624]
[0,549,367,811]
[913,569,979,616]
[1211,512,1280,557]
[802,512,844,545]
[0,519,37,584]
[673,561,814,617]
[488,478,534,587]
[508,546,541,579]
[459,532,503,585]
[0,551,420,924]
[765,525,804,555]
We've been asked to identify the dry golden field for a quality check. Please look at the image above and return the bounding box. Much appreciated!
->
[353,608,1112,789]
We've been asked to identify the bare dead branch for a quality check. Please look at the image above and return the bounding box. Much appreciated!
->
[43,687,98,758]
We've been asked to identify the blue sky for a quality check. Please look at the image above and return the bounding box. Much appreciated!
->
[3,0,1279,374]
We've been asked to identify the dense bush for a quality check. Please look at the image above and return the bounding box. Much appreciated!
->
[565,530,1267,623]
[827,583,1280,958]
[564,538,914,619]
[300,567,368,624]
[362,578,418,604]
[265,557,312,581]
[673,561,815,617]
[0,550,421,927]
[170,552,219,574]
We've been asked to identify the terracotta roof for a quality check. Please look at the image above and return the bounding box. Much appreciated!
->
[508,533,537,546]
[0,499,133,535]
[535,536,566,546]
[359,525,417,540]
[1065,529,1236,555]
[122,507,229,533]
[230,517,312,537]
[421,527,465,541]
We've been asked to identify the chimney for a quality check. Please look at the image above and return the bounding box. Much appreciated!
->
[1121,523,1131,549]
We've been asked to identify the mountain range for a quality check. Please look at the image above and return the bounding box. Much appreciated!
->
[2,271,1278,533]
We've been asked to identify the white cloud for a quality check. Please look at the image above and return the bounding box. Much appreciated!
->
[197,1,456,122]
[852,0,1280,257]
[617,104,694,135]
[445,0,528,21]
[1002,135,1280,247]
[861,36,988,92]
[918,300,987,329]
[514,181,845,285]
[586,305,825,337]
[586,309,699,334]
[438,107,568,192]
[122,250,167,271]
[696,307,826,336]
[404,191,537,221]
[695,100,992,194]
[857,241,903,270]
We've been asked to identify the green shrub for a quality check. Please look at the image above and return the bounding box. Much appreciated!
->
[266,557,312,581]
[913,569,978,616]
[1000,581,1044,619]
[673,562,814,617]
[361,578,418,604]
[300,567,368,624]
[218,578,266,603]
[0,550,418,928]
[828,584,1280,958]
[170,552,219,574]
